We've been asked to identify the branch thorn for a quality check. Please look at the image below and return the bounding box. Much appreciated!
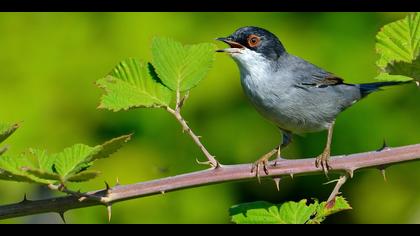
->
[272,177,281,191]
[195,157,219,168]
[115,177,120,187]
[58,211,66,223]
[379,167,387,182]
[377,140,390,152]
[20,193,29,203]
[289,173,294,179]
[160,190,165,195]
[105,181,111,193]
[106,204,112,223]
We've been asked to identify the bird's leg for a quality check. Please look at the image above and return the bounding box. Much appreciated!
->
[273,131,292,166]
[251,148,277,180]
[251,130,292,182]
[315,121,335,175]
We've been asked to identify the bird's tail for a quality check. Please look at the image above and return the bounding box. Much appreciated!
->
[359,81,410,97]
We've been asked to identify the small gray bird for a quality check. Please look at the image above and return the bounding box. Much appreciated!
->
[216,26,407,177]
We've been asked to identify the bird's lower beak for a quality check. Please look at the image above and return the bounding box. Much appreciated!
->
[216,37,244,53]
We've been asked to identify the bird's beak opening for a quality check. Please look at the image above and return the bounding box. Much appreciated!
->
[216,37,244,53]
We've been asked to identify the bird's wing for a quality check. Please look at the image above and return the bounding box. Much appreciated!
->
[285,54,352,88]
[300,73,345,88]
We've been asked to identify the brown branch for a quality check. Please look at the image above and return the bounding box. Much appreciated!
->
[0,143,420,220]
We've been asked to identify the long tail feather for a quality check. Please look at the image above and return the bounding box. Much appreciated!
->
[359,81,410,97]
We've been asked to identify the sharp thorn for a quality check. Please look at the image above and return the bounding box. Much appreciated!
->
[106,205,112,223]
[380,168,387,182]
[273,177,281,191]
[160,190,165,194]
[289,173,294,179]
[78,196,87,202]
[377,140,390,152]
[20,193,30,204]
[115,177,120,186]
[58,212,66,223]
[415,80,419,87]
[323,179,339,185]
[105,181,111,192]
[195,158,211,166]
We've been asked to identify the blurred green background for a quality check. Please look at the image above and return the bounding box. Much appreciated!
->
[0,12,419,224]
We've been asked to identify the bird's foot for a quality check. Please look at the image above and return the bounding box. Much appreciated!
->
[315,149,331,176]
[251,149,277,183]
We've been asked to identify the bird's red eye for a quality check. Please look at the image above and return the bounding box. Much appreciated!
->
[247,35,261,47]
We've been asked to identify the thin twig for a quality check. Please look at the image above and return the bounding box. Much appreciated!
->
[48,184,104,203]
[326,175,348,205]
[166,106,219,168]
[1,143,419,220]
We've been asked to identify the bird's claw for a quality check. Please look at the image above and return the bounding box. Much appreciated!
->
[315,150,331,176]
[251,159,269,183]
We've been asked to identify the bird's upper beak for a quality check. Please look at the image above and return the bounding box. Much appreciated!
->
[216,37,244,53]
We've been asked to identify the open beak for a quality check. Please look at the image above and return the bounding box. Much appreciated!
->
[216,37,244,53]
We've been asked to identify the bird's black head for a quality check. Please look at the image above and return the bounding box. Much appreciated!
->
[217,26,286,60]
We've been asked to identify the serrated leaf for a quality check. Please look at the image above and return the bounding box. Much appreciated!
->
[375,73,414,82]
[19,149,60,182]
[376,12,420,82]
[54,144,101,181]
[0,155,52,184]
[23,168,61,181]
[97,58,172,111]
[230,200,318,224]
[0,123,19,144]
[53,134,131,182]
[308,196,352,224]
[67,171,101,182]
[0,135,131,184]
[152,37,216,92]
[92,134,132,160]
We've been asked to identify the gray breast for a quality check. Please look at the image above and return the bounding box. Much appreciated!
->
[239,64,357,134]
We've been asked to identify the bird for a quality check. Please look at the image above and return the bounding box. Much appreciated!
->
[216,26,409,178]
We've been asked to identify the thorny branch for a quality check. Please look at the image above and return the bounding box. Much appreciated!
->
[1,143,419,221]
[165,92,219,168]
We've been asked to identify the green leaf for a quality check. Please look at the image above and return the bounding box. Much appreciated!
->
[97,58,172,111]
[230,199,318,224]
[0,154,52,184]
[230,197,352,224]
[54,144,101,181]
[54,134,131,182]
[66,171,101,182]
[0,135,131,184]
[152,37,216,92]
[308,196,352,224]
[376,12,420,82]
[0,123,19,144]
[91,134,132,160]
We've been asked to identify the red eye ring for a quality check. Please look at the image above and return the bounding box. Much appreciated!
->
[247,34,261,47]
